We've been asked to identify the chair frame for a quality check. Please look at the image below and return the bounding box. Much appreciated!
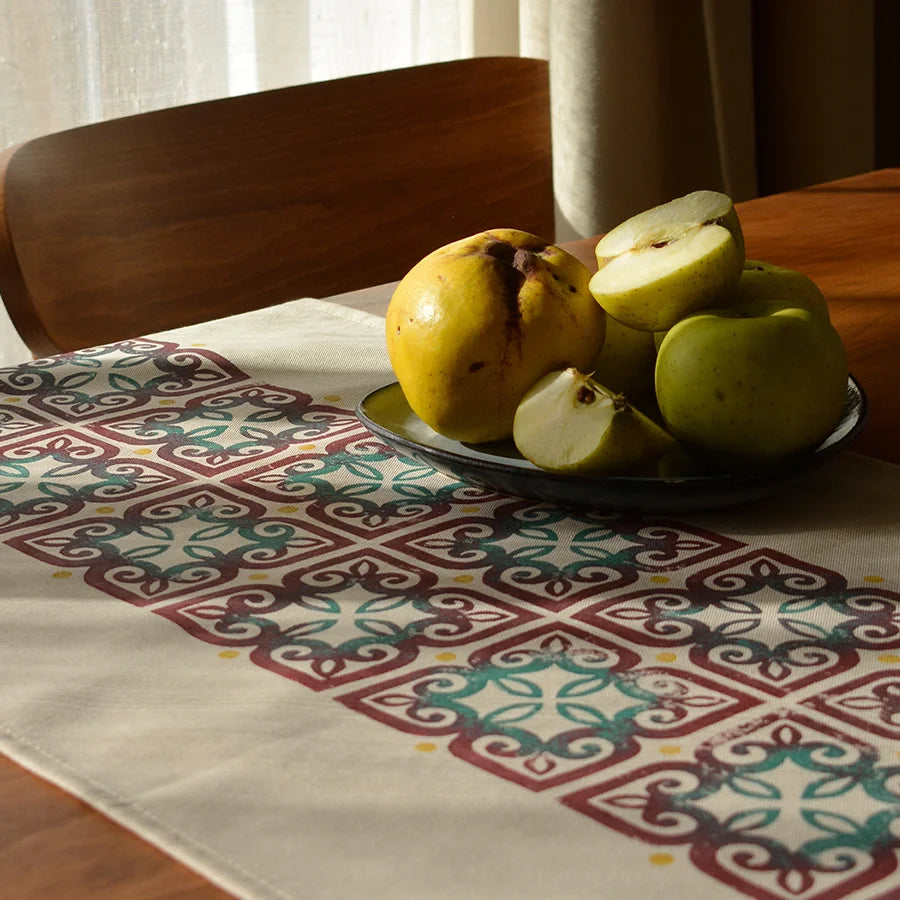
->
[0,57,553,356]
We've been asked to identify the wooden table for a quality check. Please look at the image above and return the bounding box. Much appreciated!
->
[2,168,898,898]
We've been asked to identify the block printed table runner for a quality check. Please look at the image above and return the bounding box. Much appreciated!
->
[2,298,900,900]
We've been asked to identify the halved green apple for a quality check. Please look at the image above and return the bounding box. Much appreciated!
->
[513,368,674,476]
[589,190,744,332]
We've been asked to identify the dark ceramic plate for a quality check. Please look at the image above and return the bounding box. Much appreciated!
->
[356,377,867,513]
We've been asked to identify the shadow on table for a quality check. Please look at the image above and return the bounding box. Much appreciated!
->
[691,452,898,541]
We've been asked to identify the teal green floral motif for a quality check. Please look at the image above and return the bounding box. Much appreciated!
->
[579,548,900,695]
[228,423,740,610]
[0,430,182,532]
[8,485,348,604]
[161,547,532,690]
[0,340,247,420]
[229,430,503,537]
[387,505,740,609]
[95,385,359,473]
[566,713,900,900]
[344,625,754,789]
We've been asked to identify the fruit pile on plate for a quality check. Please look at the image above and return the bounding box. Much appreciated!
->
[385,191,848,477]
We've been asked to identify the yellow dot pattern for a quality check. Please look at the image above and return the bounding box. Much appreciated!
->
[218,650,240,659]
[649,575,670,584]
[96,506,115,514]
[415,742,437,753]
[656,652,677,663]
[323,395,341,403]
[51,570,73,579]
[158,399,176,406]
[278,505,300,513]
[453,574,474,584]
[435,652,457,662]
[248,573,269,581]
[659,745,681,756]
[461,506,480,514]
[134,448,153,456]
[864,575,884,583]
[649,852,674,866]
[878,653,900,664]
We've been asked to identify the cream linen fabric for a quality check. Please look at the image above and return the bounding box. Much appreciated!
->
[1,297,899,900]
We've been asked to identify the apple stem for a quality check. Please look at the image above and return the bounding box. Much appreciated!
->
[613,394,629,411]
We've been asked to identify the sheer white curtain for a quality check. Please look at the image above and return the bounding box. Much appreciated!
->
[0,0,544,151]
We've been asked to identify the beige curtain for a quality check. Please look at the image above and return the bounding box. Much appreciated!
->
[549,0,877,240]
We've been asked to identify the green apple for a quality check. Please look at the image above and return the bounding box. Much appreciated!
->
[591,313,658,404]
[513,368,674,475]
[655,301,848,471]
[651,259,831,350]
[589,190,745,333]
[733,260,831,319]
[386,229,607,443]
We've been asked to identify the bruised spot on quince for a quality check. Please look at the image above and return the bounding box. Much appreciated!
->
[483,240,526,323]
[486,240,547,331]
[513,246,542,278]
[482,238,516,264]
[469,361,485,373]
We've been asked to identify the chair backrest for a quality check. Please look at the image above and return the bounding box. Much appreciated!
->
[0,57,552,356]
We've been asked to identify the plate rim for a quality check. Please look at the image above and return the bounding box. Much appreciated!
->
[356,375,867,496]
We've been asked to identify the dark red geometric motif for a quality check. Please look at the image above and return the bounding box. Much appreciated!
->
[576,548,900,695]
[0,428,187,533]
[563,711,900,900]
[341,622,758,790]
[158,546,535,689]
[227,423,502,538]
[385,504,743,611]
[91,384,360,476]
[7,484,350,605]
[0,340,249,422]
[0,401,53,442]
[804,670,900,739]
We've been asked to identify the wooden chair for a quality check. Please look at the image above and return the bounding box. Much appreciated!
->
[0,57,552,357]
